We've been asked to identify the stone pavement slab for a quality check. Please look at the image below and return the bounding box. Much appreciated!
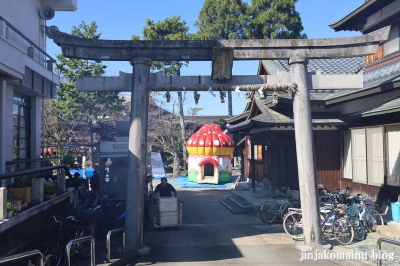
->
[126,188,368,265]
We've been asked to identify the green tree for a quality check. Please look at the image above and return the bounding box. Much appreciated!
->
[247,0,307,39]
[142,16,192,74]
[48,21,125,165]
[195,0,249,39]
[195,0,306,116]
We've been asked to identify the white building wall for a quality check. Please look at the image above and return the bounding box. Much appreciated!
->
[0,0,76,179]
[0,81,14,184]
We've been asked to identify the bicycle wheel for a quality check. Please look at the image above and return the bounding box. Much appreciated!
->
[260,201,277,223]
[369,209,384,226]
[365,209,383,232]
[333,216,354,245]
[348,216,365,241]
[40,241,63,266]
[76,228,95,258]
[279,202,292,219]
[283,212,304,240]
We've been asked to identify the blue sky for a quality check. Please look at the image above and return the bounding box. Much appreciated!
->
[46,0,365,116]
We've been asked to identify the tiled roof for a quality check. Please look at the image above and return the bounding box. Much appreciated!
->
[350,96,400,117]
[228,108,347,132]
[363,53,400,84]
[230,54,400,121]
[267,57,365,75]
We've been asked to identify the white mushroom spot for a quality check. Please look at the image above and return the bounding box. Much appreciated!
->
[228,141,232,145]
[199,141,204,145]
[214,140,220,146]
[188,139,192,145]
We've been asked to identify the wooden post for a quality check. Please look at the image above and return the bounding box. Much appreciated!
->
[250,141,256,192]
[125,57,151,251]
[289,56,323,247]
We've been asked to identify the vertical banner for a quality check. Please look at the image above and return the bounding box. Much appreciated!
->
[151,152,166,179]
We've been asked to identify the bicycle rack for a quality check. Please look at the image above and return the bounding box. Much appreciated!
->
[65,236,95,266]
[0,249,43,266]
[376,238,400,266]
[106,228,125,262]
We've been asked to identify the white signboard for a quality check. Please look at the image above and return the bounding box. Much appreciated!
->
[151,152,166,178]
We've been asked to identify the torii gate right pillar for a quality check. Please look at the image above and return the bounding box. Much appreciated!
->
[290,56,323,246]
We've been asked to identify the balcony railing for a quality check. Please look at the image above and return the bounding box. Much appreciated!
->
[0,15,56,71]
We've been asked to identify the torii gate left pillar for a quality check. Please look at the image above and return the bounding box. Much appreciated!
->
[125,58,152,251]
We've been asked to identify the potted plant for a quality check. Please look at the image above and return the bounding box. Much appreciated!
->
[8,174,33,204]
[6,202,16,218]
[44,185,57,199]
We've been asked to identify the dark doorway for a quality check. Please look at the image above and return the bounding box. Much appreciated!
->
[204,163,214,176]
[271,145,299,190]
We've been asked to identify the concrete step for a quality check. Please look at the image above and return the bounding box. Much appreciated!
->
[228,196,253,213]
[235,181,262,191]
[377,222,400,241]
[219,198,244,214]
[366,230,400,254]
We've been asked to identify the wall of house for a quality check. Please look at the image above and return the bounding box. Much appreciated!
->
[314,130,340,190]
[364,0,400,31]
[243,130,342,191]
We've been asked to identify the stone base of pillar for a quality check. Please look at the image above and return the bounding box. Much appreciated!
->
[137,245,151,255]
[296,241,332,251]
[32,178,44,204]
[57,173,66,192]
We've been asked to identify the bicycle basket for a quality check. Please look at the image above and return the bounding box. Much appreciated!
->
[336,209,346,216]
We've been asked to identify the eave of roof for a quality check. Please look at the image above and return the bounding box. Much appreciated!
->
[226,111,250,123]
[325,73,400,106]
[349,96,400,117]
[329,0,395,32]
[228,111,347,133]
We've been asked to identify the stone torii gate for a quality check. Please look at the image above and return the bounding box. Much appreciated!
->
[46,26,390,252]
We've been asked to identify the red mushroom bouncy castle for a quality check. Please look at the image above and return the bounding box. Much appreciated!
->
[186,124,235,184]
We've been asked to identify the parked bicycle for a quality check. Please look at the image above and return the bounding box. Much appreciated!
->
[27,214,98,266]
[259,188,300,223]
[283,203,354,245]
[346,193,384,233]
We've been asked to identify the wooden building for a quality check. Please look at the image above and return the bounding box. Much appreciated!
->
[228,0,400,212]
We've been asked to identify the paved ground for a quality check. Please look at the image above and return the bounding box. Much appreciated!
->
[71,177,400,265]
[127,188,342,265]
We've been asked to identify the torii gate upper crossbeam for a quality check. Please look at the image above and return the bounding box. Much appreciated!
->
[46,26,390,61]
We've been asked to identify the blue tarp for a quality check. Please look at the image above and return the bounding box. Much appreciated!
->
[70,167,94,179]
[171,176,239,188]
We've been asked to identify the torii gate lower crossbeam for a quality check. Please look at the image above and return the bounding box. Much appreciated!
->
[48,26,390,252]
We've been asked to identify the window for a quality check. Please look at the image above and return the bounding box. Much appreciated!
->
[350,127,384,186]
[246,136,262,161]
[386,125,400,187]
[13,92,30,169]
[253,145,263,161]
[366,127,384,186]
[351,129,367,184]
